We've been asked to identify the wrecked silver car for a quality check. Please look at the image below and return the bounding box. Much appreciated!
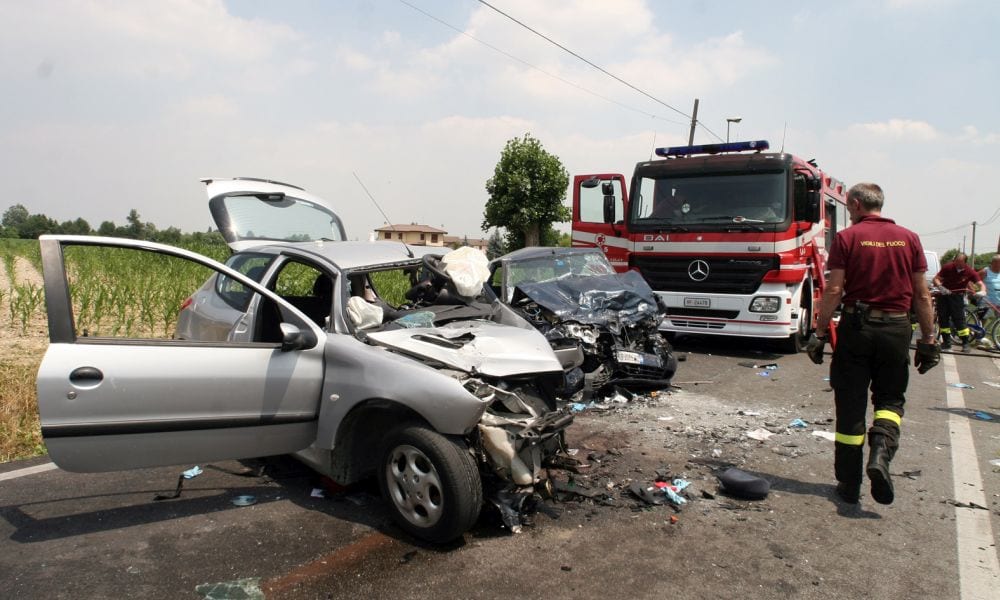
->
[490,247,678,393]
[34,179,572,543]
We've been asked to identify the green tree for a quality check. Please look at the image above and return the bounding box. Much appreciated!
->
[486,228,505,259]
[59,218,92,235]
[97,220,117,236]
[2,204,29,235]
[483,133,570,250]
[18,214,58,238]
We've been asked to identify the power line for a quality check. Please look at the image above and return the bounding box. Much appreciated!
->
[397,0,688,126]
[475,0,724,142]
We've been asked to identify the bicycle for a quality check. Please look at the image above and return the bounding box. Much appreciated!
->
[972,294,1000,350]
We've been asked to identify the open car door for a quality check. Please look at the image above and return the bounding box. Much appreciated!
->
[36,235,325,472]
[571,174,630,272]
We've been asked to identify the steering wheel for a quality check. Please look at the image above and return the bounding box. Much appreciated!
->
[422,254,451,282]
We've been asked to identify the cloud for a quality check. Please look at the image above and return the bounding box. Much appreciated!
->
[170,94,240,119]
[846,119,940,141]
[958,125,1000,145]
[0,0,301,81]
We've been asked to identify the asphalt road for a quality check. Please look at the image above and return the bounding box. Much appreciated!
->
[2,338,998,599]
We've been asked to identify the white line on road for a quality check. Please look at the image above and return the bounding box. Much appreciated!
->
[943,353,1000,598]
[0,461,57,482]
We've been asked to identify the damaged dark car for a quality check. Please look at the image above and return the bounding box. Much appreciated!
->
[490,247,678,394]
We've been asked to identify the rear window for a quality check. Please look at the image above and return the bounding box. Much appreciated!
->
[217,253,275,310]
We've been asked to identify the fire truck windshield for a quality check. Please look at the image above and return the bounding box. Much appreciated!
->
[630,172,787,229]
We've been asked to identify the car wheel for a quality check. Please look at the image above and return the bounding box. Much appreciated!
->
[379,425,482,543]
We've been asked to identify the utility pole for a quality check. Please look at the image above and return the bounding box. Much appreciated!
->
[970,221,977,268]
[687,99,699,145]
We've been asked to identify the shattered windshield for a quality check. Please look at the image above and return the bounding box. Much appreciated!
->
[504,252,615,296]
[630,172,787,227]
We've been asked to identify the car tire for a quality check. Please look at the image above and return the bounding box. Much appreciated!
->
[378,425,482,543]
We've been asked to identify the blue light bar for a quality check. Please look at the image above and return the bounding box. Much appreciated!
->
[655,139,770,158]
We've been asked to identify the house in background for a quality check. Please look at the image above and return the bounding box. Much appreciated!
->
[374,223,447,246]
[443,235,488,253]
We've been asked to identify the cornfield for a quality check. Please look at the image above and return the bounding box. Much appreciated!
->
[0,238,229,461]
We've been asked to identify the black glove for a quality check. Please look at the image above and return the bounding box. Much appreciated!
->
[805,334,826,365]
[914,341,941,374]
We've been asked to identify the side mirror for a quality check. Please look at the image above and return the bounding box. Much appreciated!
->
[603,195,616,224]
[279,322,317,352]
[805,195,821,223]
[581,177,600,189]
[806,177,822,193]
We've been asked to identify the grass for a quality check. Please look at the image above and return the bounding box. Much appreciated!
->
[0,359,44,462]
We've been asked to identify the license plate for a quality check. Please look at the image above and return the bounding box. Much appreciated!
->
[615,351,663,368]
[684,297,711,308]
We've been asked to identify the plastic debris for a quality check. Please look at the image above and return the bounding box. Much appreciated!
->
[739,362,778,370]
[948,383,974,389]
[657,416,675,421]
[788,418,808,428]
[231,495,257,507]
[812,431,836,441]
[989,459,1000,467]
[746,428,775,441]
[758,371,772,377]
[628,481,665,505]
[717,468,770,500]
[195,578,265,600]
[571,402,588,413]
[739,410,761,416]
[182,466,203,479]
[973,411,993,421]
[310,488,325,498]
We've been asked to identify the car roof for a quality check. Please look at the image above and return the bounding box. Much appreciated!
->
[246,240,437,271]
[494,246,602,264]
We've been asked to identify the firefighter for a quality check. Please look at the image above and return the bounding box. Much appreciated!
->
[932,253,984,352]
[807,183,939,506]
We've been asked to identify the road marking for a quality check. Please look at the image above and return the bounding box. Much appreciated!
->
[0,461,57,481]
[943,353,1000,597]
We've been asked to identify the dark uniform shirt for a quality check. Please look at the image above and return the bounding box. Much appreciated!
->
[935,261,982,293]
[827,215,927,312]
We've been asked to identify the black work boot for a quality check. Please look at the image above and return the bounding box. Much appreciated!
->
[835,481,860,504]
[834,442,863,504]
[867,435,894,505]
[940,332,953,349]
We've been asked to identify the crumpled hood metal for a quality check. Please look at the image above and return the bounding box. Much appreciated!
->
[514,270,663,326]
[366,321,563,377]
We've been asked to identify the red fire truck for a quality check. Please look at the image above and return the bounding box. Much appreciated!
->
[571,140,848,352]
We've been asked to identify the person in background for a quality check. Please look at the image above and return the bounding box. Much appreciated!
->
[976,255,1000,321]
[809,182,938,507]
[932,253,984,352]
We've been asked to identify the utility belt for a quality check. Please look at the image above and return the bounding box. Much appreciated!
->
[842,302,909,329]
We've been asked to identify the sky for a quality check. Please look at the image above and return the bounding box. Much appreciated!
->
[1,0,998,257]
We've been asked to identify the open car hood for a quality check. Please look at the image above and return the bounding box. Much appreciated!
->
[366,321,563,377]
[203,177,347,252]
[513,270,663,326]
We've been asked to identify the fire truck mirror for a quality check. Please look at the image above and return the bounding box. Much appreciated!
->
[581,177,601,188]
[806,176,822,192]
[805,195,822,223]
[603,195,616,224]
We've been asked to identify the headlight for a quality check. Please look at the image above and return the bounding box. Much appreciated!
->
[749,296,780,313]
[565,323,598,345]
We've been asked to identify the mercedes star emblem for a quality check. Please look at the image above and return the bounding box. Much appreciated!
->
[688,260,710,282]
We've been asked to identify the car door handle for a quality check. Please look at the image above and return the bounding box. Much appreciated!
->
[69,367,104,384]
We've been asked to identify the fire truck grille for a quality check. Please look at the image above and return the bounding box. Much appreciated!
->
[631,256,779,295]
